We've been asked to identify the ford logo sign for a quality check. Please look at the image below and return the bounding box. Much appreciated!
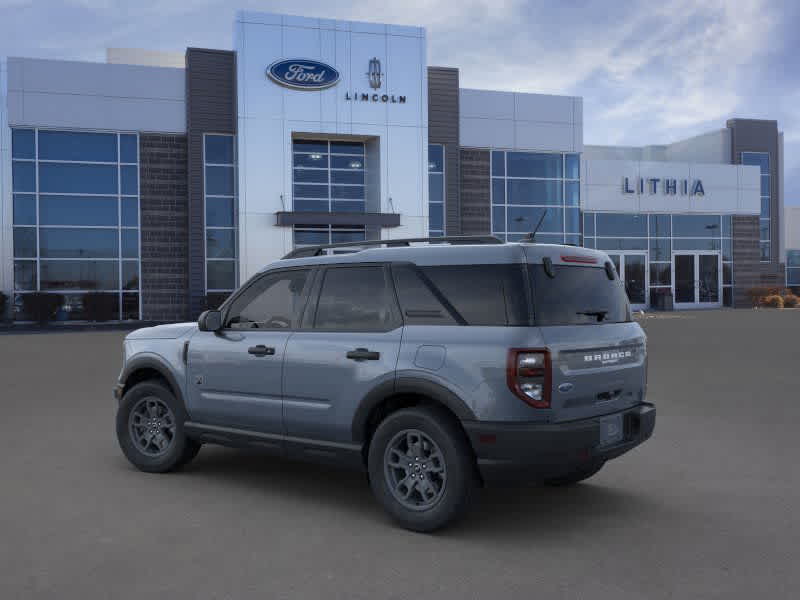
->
[267,59,340,90]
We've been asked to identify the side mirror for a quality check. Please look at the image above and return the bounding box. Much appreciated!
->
[198,309,223,332]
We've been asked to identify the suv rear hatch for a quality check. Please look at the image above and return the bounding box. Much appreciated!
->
[525,247,647,424]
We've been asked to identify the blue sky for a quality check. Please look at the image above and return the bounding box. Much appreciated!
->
[2,0,798,204]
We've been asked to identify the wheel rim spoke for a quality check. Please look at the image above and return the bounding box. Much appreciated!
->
[129,397,177,457]
[384,428,447,511]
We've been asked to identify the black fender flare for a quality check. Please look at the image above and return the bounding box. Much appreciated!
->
[351,376,476,443]
[118,355,185,408]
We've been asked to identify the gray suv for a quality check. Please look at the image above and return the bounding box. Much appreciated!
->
[114,236,655,531]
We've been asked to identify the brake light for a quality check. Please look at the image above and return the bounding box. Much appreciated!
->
[507,349,552,408]
[561,255,597,264]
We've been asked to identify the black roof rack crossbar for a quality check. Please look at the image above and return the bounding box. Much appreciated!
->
[282,235,503,259]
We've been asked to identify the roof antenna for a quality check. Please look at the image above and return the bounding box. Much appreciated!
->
[521,209,547,243]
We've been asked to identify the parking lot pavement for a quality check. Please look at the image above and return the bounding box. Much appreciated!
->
[1,309,799,599]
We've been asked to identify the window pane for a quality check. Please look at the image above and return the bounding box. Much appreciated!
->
[294,153,329,168]
[787,251,800,268]
[596,238,647,251]
[760,175,770,197]
[507,180,562,205]
[331,155,363,169]
[429,203,444,231]
[315,267,394,330]
[39,163,118,194]
[14,261,37,291]
[122,229,139,258]
[205,166,235,195]
[649,214,671,237]
[13,194,36,225]
[565,233,581,246]
[650,263,671,286]
[788,268,800,285]
[565,181,579,206]
[227,269,310,329]
[120,134,138,163]
[293,140,328,154]
[40,195,118,226]
[507,152,562,178]
[565,207,580,233]
[294,229,329,245]
[294,199,328,212]
[40,260,119,290]
[121,198,139,227]
[331,228,365,243]
[428,144,444,172]
[331,185,364,200]
[492,206,505,233]
[491,151,505,177]
[565,154,580,179]
[582,237,595,249]
[205,135,234,164]
[38,131,118,162]
[429,173,444,204]
[721,215,732,237]
[507,206,563,233]
[492,179,505,205]
[673,238,721,251]
[723,263,732,285]
[741,152,769,174]
[207,229,236,258]
[760,242,770,261]
[12,129,35,159]
[761,197,770,219]
[293,168,329,183]
[121,165,138,195]
[583,213,595,236]
[331,200,365,213]
[723,287,732,307]
[294,184,329,199]
[330,141,364,155]
[649,238,671,261]
[596,213,647,237]
[331,170,364,185]
[13,227,37,258]
[207,260,236,290]
[40,228,118,258]
[12,161,35,192]
[122,293,139,320]
[206,197,234,227]
[722,238,732,261]
[122,261,139,290]
[759,219,770,241]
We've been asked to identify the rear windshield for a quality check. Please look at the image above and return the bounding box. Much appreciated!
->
[529,264,631,326]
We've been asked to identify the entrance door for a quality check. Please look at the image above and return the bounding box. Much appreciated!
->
[672,252,721,309]
[607,253,648,309]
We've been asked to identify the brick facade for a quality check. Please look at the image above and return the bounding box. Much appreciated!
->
[459,149,491,235]
[730,215,786,307]
[139,134,189,322]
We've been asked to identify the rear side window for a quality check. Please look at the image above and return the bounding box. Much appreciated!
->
[530,265,631,325]
[314,266,398,331]
[393,264,528,326]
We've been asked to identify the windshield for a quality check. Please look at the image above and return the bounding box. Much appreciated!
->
[529,264,631,326]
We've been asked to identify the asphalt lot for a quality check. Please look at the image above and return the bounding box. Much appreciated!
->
[1,309,799,599]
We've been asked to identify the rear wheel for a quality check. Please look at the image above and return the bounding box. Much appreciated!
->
[368,406,477,532]
[543,461,605,486]
[116,380,201,473]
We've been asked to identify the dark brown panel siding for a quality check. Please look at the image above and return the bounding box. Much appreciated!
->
[459,149,491,235]
[428,67,460,235]
[186,48,237,319]
[139,134,189,321]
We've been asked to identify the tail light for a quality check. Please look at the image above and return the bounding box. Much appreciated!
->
[507,349,552,408]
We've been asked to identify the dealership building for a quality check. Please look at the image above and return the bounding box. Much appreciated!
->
[0,10,795,321]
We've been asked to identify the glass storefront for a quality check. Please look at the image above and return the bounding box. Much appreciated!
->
[742,152,771,261]
[204,134,238,293]
[428,144,444,237]
[11,128,141,320]
[491,150,580,245]
[788,250,800,288]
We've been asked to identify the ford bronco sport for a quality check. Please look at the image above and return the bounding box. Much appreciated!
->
[114,236,655,532]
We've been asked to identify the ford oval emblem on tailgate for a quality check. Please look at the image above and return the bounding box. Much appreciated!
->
[558,383,574,393]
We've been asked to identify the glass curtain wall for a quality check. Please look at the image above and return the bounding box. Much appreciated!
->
[787,250,800,288]
[11,128,140,320]
[291,140,366,248]
[491,151,580,244]
[428,144,445,237]
[583,212,734,307]
[204,134,238,294]
[741,152,771,261]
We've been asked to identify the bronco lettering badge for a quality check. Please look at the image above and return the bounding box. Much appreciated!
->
[584,350,633,365]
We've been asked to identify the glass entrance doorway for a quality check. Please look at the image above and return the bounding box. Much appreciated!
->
[608,252,648,309]
[672,252,721,309]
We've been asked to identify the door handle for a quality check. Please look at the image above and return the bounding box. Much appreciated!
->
[346,348,380,361]
[248,345,275,357]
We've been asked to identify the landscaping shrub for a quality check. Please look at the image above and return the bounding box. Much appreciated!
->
[747,287,791,307]
[22,293,64,324]
[83,292,118,322]
[782,294,799,308]
[762,295,784,309]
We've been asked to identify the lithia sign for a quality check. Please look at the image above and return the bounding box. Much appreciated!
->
[623,176,705,196]
[267,57,407,103]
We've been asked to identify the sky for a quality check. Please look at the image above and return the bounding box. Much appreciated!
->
[1,0,798,205]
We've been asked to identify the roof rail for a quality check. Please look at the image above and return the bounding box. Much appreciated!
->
[282,235,503,259]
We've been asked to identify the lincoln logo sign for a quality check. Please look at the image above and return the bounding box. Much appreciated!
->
[623,176,705,196]
[266,59,340,90]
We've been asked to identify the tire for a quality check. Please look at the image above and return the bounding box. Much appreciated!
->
[368,406,477,532]
[116,380,201,473]
[543,461,605,486]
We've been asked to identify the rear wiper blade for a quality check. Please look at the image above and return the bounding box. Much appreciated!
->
[576,310,608,322]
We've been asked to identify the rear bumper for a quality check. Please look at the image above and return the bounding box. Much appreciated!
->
[463,403,655,483]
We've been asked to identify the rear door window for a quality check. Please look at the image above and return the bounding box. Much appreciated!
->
[529,265,631,325]
[313,266,399,331]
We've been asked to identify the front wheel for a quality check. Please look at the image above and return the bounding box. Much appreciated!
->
[368,406,477,532]
[116,380,201,473]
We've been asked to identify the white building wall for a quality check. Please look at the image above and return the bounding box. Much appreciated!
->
[7,57,185,132]
[586,129,731,165]
[785,206,800,250]
[459,89,582,152]
[235,11,429,279]
[106,48,186,69]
